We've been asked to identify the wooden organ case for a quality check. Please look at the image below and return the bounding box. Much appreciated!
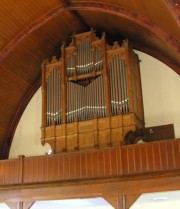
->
[41,30,144,153]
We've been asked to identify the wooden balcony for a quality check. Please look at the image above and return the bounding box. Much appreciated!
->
[0,139,179,186]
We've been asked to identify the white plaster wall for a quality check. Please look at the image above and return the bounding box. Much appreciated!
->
[9,51,180,158]
[137,51,180,138]
[9,89,45,158]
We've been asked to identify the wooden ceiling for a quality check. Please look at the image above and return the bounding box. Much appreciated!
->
[0,0,179,159]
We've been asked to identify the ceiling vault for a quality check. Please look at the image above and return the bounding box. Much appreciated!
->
[163,0,180,27]
[0,1,179,72]
[68,2,180,55]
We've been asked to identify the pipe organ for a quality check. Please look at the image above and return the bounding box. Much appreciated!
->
[41,29,144,153]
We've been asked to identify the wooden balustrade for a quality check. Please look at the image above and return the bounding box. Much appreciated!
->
[0,139,179,186]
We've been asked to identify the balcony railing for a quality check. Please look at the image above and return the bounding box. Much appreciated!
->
[0,139,179,186]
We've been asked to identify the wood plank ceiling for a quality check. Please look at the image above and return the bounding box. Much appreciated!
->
[0,0,179,159]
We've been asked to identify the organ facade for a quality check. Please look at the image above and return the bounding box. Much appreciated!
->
[41,29,144,153]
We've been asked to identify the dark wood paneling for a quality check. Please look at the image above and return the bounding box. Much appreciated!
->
[144,124,175,142]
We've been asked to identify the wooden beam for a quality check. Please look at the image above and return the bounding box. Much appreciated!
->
[126,194,140,209]
[0,171,180,202]
[5,201,34,209]
[104,195,130,209]
[6,196,139,209]
[23,201,34,209]
[5,193,139,209]
[104,195,118,208]
[6,202,17,209]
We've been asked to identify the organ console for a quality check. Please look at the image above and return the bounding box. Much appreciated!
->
[41,29,144,153]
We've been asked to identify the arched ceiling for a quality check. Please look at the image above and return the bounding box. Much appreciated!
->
[0,0,179,159]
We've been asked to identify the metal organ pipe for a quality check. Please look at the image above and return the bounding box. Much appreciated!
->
[123,60,129,113]
[58,71,61,124]
[86,83,89,119]
[50,70,53,124]
[95,47,103,71]
[100,75,105,117]
[46,76,49,126]
[66,81,69,123]
[52,69,54,122]
[119,58,125,113]
[54,69,56,121]
[66,41,103,78]
[54,70,57,123]
[93,79,96,117]
[73,82,76,121]
[84,40,87,73]
[117,55,122,113]
[66,76,106,123]
[115,55,121,113]
[112,59,116,115]
[70,82,73,123]
[94,79,99,117]
[109,55,129,115]
[46,69,62,126]
[76,44,79,73]
[113,56,118,115]
[55,70,58,124]
[98,76,102,117]
[67,81,72,123]
[97,76,101,117]
[67,54,75,77]
[109,64,113,115]
[110,59,116,115]
[92,80,95,117]
[90,45,93,73]
[77,84,80,120]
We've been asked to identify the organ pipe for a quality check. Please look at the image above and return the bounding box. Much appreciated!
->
[46,69,61,126]
[42,31,141,128]
[45,52,129,125]
[109,55,129,115]
[66,75,106,123]
[66,39,103,77]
